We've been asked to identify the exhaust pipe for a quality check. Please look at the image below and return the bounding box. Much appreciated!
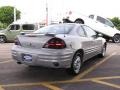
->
[17,62,22,64]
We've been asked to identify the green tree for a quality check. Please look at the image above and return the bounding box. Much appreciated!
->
[0,6,21,27]
[0,22,7,29]
[110,17,120,30]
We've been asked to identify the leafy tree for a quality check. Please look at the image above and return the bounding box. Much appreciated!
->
[0,6,21,27]
[109,17,120,30]
[0,22,7,29]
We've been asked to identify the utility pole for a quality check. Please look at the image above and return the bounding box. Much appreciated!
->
[14,7,16,22]
[46,0,48,26]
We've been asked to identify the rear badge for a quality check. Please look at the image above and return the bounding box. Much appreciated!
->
[22,54,32,61]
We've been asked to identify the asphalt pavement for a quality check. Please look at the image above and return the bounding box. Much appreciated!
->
[0,43,120,90]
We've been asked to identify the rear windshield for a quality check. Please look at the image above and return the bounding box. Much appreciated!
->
[22,24,35,30]
[9,24,20,30]
[34,24,74,34]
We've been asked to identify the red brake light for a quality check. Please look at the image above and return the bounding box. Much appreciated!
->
[43,38,66,49]
[14,38,21,46]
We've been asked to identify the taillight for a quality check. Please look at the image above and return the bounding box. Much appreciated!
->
[43,38,66,49]
[14,38,21,46]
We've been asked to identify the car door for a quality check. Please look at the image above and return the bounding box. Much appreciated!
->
[77,25,93,61]
[82,25,101,60]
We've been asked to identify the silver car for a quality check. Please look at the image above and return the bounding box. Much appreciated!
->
[11,23,106,75]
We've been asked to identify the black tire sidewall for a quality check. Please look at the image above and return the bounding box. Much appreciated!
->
[112,34,120,43]
[0,35,6,43]
[71,52,82,75]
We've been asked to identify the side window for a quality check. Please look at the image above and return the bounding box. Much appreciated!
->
[82,25,96,38]
[89,15,94,19]
[22,24,35,30]
[105,19,114,28]
[9,24,20,30]
[77,26,86,37]
[97,16,105,24]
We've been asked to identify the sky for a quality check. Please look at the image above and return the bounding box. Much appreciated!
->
[0,0,120,22]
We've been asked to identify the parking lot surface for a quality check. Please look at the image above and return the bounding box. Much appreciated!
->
[0,43,120,90]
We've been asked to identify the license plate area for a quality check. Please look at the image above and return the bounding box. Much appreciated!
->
[22,54,32,62]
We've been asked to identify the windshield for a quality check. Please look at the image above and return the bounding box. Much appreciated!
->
[34,24,74,34]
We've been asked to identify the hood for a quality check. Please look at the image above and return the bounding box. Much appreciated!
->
[0,30,6,35]
[0,30,6,33]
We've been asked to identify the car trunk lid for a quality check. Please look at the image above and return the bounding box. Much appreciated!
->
[18,34,55,49]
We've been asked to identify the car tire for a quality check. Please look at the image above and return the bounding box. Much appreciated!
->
[98,44,106,58]
[112,34,120,43]
[75,19,84,24]
[0,35,7,43]
[67,52,82,75]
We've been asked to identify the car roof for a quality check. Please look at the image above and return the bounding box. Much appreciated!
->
[54,23,83,26]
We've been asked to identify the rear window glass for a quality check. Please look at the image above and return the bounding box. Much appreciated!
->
[22,24,35,30]
[9,24,20,30]
[34,24,74,34]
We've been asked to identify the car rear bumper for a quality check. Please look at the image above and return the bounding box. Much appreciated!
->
[11,45,74,68]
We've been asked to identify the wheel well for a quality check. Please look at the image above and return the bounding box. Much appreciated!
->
[113,33,120,38]
[0,35,6,38]
[114,33,120,36]
[0,35,7,42]
[74,18,84,24]
[74,49,84,62]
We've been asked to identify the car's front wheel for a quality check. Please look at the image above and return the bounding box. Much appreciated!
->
[112,34,120,43]
[67,52,82,75]
[0,35,6,43]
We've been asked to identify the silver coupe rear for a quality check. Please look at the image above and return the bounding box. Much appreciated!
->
[11,23,106,75]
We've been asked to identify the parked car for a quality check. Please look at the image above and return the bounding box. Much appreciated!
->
[11,23,106,75]
[0,20,40,43]
[63,13,120,43]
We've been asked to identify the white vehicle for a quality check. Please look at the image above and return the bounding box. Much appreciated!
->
[63,13,120,43]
